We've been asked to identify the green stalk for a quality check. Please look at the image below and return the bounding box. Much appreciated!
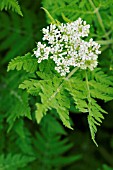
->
[49,67,78,100]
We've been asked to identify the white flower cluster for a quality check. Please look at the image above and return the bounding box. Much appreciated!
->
[34,18,101,76]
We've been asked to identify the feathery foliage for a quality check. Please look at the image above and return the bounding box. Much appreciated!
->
[0,153,35,170]
[0,0,45,129]
[0,71,31,131]
[1,0,113,169]
[7,53,38,73]
[32,114,82,170]
[0,0,23,16]
[42,0,113,71]
[7,3,113,145]
[0,5,45,64]
[8,52,113,145]
[1,114,81,170]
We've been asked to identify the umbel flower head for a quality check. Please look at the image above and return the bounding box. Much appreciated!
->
[34,18,101,76]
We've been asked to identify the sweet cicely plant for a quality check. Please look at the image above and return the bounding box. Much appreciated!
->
[8,9,113,146]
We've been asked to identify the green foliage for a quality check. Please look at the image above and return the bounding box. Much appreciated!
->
[0,4,45,64]
[33,114,82,170]
[0,71,31,131]
[42,0,113,71]
[0,153,35,170]
[65,69,113,146]
[12,119,34,155]
[0,114,81,170]
[0,0,45,130]
[8,53,113,145]
[0,0,23,16]
[42,0,113,31]
[7,53,38,73]
[1,0,113,169]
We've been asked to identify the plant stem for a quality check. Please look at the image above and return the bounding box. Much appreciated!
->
[66,67,78,79]
[49,67,78,100]
[96,39,113,45]
[85,70,91,108]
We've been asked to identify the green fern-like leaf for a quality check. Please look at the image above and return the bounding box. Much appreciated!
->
[64,69,113,145]
[42,0,113,34]
[7,52,113,145]
[33,114,81,170]
[18,64,113,145]
[0,71,31,131]
[6,89,31,130]
[0,0,23,16]
[0,6,45,64]
[0,153,35,170]
[7,53,38,73]
[20,76,72,129]
[12,119,34,155]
